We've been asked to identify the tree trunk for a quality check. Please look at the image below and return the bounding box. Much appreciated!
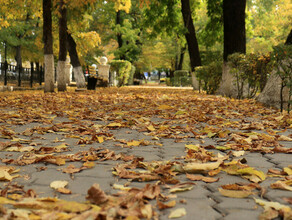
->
[285,29,292,45]
[181,0,202,71]
[256,28,292,109]
[223,0,246,61]
[15,45,22,70]
[57,0,67,92]
[67,32,86,88]
[217,0,246,97]
[116,10,126,60]
[43,0,55,92]
[180,0,201,90]
[177,46,186,70]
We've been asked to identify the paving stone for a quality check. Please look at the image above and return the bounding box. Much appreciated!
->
[159,197,222,220]
[223,209,262,220]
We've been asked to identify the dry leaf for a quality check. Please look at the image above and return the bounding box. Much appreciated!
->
[50,180,69,190]
[218,188,255,198]
[157,200,176,210]
[87,184,108,205]
[186,174,219,183]
[183,160,222,173]
[168,208,186,218]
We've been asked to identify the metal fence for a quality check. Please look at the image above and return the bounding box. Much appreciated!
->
[0,62,44,87]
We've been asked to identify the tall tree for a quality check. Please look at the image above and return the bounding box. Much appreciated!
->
[285,29,292,45]
[223,0,246,61]
[43,0,55,92]
[57,0,67,91]
[67,32,86,88]
[180,0,202,71]
[217,0,246,97]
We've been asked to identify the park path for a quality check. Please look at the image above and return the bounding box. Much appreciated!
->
[0,87,291,219]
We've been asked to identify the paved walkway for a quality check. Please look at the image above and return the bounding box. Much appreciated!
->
[0,87,291,219]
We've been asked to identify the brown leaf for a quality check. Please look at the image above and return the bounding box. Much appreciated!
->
[186,174,219,183]
[62,164,82,174]
[87,184,108,205]
[157,200,176,210]
[57,188,72,194]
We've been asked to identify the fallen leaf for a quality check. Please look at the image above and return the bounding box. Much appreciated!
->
[57,187,72,194]
[87,184,108,205]
[127,140,141,147]
[107,123,122,127]
[157,200,176,210]
[232,151,245,157]
[50,180,68,190]
[278,135,292,141]
[183,160,222,173]
[169,183,194,193]
[186,174,219,183]
[218,188,255,198]
[271,180,292,191]
[254,198,291,211]
[168,208,186,218]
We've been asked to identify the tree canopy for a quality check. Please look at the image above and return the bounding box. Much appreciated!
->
[0,0,291,73]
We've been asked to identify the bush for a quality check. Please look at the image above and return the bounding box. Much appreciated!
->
[110,60,132,86]
[227,52,272,99]
[272,44,292,112]
[128,65,136,85]
[172,70,192,87]
[195,61,222,94]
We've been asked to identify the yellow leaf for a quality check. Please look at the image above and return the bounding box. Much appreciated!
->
[278,135,292,141]
[54,143,68,152]
[185,144,200,151]
[284,167,292,175]
[254,198,291,212]
[158,105,172,110]
[237,167,266,181]
[97,136,104,143]
[218,188,255,198]
[112,184,131,191]
[0,196,15,205]
[232,151,245,157]
[83,161,95,169]
[50,180,69,190]
[127,140,141,147]
[107,123,122,127]
[168,208,186,218]
[183,160,223,173]
[169,184,194,193]
[147,125,155,132]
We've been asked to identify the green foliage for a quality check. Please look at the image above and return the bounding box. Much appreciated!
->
[195,61,222,94]
[227,52,273,99]
[128,64,136,85]
[272,44,292,111]
[110,59,132,86]
[171,70,192,87]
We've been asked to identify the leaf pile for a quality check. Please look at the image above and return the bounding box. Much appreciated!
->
[0,88,292,219]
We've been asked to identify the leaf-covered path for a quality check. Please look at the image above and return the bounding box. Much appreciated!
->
[0,87,291,219]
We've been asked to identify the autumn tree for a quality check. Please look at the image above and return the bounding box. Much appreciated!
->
[181,0,201,71]
[57,0,67,91]
[216,0,246,97]
[43,0,55,92]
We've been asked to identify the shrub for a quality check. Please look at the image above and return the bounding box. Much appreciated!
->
[110,60,132,86]
[128,65,136,85]
[173,70,191,87]
[227,52,272,99]
[195,61,222,94]
[272,44,292,112]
